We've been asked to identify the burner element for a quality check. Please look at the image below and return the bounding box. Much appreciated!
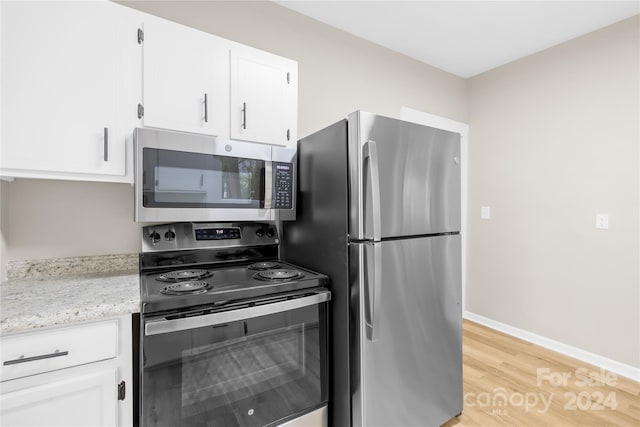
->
[254,269,304,281]
[248,261,281,270]
[161,281,211,295]
[157,269,212,282]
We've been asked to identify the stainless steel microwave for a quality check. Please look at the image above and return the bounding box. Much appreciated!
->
[134,128,296,222]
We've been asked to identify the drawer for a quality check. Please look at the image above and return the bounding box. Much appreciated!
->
[1,320,118,381]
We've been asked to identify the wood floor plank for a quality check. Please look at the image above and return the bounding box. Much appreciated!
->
[441,320,640,427]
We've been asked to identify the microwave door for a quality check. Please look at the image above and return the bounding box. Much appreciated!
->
[134,128,296,222]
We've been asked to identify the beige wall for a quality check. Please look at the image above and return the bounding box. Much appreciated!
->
[0,0,467,276]
[467,16,639,367]
[3,180,140,262]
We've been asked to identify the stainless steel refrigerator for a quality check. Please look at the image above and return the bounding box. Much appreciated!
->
[282,111,462,427]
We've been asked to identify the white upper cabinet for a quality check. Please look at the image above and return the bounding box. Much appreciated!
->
[140,16,229,138]
[230,45,298,148]
[0,1,141,182]
[0,1,299,183]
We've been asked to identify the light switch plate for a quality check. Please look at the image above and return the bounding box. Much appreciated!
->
[481,206,491,220]
[595,214,609,229]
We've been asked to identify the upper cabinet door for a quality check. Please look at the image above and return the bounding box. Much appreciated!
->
[141,16,229,138]
[230,46,298,148]
[1,1,138,180]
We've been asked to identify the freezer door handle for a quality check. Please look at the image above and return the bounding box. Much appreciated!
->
[363,140,381,241]
[364,242,382,341]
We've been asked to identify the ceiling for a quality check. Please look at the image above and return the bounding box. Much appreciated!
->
[274,1,640,78]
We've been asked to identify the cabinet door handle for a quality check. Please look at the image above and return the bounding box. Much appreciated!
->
[3,350,69,365]
[118,381,126,400]
[103,127,109,162]
[242,102,247,130]
[203,93,208,123]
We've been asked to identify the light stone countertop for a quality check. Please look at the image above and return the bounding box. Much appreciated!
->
[0,271,140,335]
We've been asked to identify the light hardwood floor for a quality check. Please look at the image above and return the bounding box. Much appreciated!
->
[442,320,640,426]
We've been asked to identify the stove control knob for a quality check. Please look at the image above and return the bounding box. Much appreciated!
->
[149,231,161,244]
[164,230,176,241]
[266,227,276,238]
[255,228,265,238]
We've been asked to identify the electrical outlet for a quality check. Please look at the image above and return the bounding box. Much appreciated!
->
[595,214,609,230]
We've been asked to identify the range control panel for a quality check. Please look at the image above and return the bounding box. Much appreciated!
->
[273,162,293,209]
[195,227,241,241]
[142,222,279,252]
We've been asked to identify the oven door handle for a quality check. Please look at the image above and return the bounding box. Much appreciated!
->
[144,290,330,336]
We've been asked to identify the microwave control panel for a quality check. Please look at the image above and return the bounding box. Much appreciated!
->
[273,162,293,209]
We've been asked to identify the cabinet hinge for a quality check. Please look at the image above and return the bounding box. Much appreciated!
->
[138,103,144,119]
[118,381,126,401]
[286,72,290,84]
[137,28,144,45]
[286,129,290,141]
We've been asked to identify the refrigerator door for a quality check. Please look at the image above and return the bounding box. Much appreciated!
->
[348,111,461,240]
[351,234,462,427]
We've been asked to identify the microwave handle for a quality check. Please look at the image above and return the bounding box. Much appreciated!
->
[264,161,273,208]
[144,290,330,336]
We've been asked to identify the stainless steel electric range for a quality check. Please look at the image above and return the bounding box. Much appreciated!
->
[139,222,330,427]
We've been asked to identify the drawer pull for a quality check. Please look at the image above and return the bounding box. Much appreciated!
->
[3,350,69,366]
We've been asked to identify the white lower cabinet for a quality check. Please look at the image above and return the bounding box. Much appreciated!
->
[0,315,133,427]
[1,368,118,426]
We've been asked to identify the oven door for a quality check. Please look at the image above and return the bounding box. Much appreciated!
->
[134,127,296,222]
[141,290,329,427]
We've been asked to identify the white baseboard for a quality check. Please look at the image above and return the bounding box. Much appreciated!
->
[463,310,640,382]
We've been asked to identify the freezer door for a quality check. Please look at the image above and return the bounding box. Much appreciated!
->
[348,111,461,240]
[351,235,462,427]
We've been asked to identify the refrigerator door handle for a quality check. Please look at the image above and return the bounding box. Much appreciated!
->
[364,242,382,342]
[363,140,382,241]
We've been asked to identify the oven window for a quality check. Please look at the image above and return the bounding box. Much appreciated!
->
[142,148,265,208]
[141,303,328,427]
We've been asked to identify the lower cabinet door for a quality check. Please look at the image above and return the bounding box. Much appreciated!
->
[1,368,118,426]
